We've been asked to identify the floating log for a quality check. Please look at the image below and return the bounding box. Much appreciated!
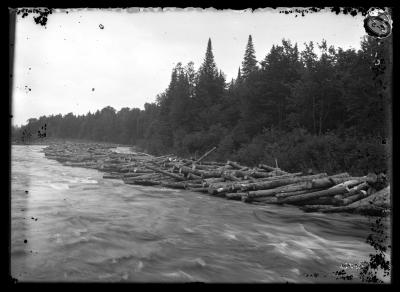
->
[191,164,215,171]
[346,186,390,209]
[202,177,225,186]
[290,196,343,206]
[247,181,315,199]
[179,166,203,177]
[103,174,123,179]
[197,161,225,166]
[186,172,202,180]
[123,172,156,178]
[342,182,369,198]
[311,173,377,189]
[160,182,187,189]
[123,173,161,181]
[184,179,204,184]
[275,188,326,199]
[307,173,350,189]
[257,172,304,181]
[131,168,154,173]
[248,171,274,179]
[226,160,246,170]
[216,165,234,172]
[124,179,161,186]
[225,192,246,200]
[278,185,349,204]
[201,170,223,179]
[258,164,278,171]
[247,189,278,198]
[222,172,241,182]
[244,196,278,204]
[300,185,387,213]
[143,164,186,181]
[329,179,364,190]
[239,173,328,192]
[339,190,369,206]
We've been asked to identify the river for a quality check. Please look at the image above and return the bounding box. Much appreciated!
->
[11,145,376,282]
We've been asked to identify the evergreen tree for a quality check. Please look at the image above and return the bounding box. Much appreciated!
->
[199,38,218,78]
[193,38,226,130]
[237,67,242,80]
[241,35,258,79]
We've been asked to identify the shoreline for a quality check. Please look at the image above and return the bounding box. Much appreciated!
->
[33,141,391,217]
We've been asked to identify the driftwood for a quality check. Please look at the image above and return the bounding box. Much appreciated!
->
[143,164,186,181]
[278,185,349,204]
[275,188,326,199]
[247,181,314,199]
[239,173,328,192]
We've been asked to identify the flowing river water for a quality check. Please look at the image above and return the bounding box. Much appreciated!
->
[11,145,376,283]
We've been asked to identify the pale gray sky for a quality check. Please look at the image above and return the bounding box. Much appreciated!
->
[12,8,367,126]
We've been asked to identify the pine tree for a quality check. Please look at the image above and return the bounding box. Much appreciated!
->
[199,38,218,78]
[193,38,225,130]
[241,35,258,79]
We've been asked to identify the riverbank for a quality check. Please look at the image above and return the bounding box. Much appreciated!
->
[41,141,390,216]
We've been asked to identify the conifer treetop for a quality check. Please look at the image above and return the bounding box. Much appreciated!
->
[200,38,218,78]
[241,35,258,79]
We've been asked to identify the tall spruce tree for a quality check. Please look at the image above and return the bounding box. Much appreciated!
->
[241,35,258,79]
[199,38,218,77]
[193,38,225,130]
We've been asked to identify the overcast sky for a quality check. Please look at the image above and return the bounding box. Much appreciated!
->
[12,8,367,126]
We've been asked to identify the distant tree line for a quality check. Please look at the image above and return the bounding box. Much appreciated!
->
[12,35,391,175]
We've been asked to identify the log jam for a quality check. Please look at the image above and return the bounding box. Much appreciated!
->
[42,142,390,216]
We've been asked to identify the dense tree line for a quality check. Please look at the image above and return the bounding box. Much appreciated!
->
[12,35,391,175]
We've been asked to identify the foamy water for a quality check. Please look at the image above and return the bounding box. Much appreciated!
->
[11,145,378,282]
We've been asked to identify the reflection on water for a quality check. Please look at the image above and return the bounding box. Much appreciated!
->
[11,145,375,282]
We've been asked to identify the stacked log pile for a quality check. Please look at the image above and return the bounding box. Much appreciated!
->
[42,142,390,216]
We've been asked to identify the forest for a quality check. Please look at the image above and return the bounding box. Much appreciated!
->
[12,35,392,176]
